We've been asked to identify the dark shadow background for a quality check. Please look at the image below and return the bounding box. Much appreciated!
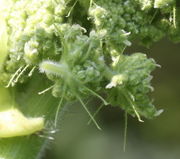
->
[43,39,180,159]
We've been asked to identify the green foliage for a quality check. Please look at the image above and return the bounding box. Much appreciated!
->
[1,0,176,126]
[154,0,175,8]
[106,53,159,119]
[0,75,58,159]
[0,0,179,158]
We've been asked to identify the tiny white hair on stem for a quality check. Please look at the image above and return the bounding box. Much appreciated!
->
[39,60,66,77]
[38,85,54,95]
[6,65,29,87]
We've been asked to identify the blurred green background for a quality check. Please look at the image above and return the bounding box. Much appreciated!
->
[43,39,180,159]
